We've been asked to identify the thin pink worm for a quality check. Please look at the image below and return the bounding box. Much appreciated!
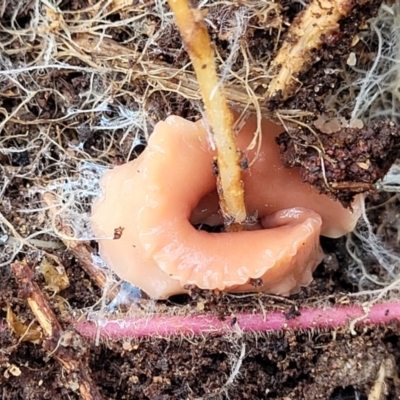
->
[74,302,400,339]
[1,302,399,339]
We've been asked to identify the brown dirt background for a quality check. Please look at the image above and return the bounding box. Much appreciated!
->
[1,0,400,399]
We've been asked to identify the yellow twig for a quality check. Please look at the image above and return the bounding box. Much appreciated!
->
[167,0,247,230]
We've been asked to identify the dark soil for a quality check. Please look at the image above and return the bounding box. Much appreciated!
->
[1,0,399,399]
[2,318,400,400]
[1,229,400,399]
[278,119,400,207]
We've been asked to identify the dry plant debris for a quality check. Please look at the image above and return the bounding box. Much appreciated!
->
[11,260,103,400]
[168,0,246,230]
[43,192,119,300]
[368,359,396,400]
[39,255,70,294]
[6,306,42,343]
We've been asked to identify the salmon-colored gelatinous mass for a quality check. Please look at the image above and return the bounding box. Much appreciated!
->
[91,116,361,299]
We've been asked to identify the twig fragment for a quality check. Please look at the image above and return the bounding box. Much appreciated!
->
[168,0,247,231]
[11,260,103,400]
[266,0,358,103]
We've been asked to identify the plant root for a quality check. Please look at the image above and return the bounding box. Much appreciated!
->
[168,0,247,230]
[266,0,364,104]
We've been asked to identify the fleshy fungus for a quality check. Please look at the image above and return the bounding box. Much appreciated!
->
[91,116,361,299]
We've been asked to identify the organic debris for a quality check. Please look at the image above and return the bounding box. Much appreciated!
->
[6,307,42,343]
[43,193,119,300]
[11,260,102,400]
[277,119,400,206]
[39,256,70,295]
